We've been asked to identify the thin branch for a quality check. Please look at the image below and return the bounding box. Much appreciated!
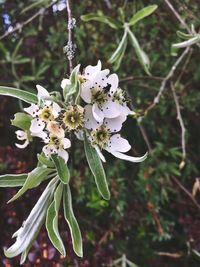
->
[65,0,75,73]
[0,2,54,41]
[145,46,190,114]
[171,82,186,161]
[120,76,164,83]
[171,176,200,210]
[164,0,191,32]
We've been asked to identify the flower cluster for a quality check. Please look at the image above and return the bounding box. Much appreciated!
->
[15,61,147,163]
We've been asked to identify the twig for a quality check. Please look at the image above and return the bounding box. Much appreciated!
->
[171,176,200,210]
[171,82,186,161]
[103,0,112,9]
[120,76,164,83]
[164,0,190,32]
[145,46,190,114]
[65,0,75,73]
[0,2,54,41]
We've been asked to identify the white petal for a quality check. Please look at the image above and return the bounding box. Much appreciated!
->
[81,81,92,103]
[61,138,71,149]
[47,121,64,138]
[36,85,50,100]
[101,100,120,118]
[15,140,29,149]
[94,145,106,162]
[84,60,102,79]
[24,104,39,117]
[104,115,126,132]
[107,134,131,153]
[15,130,27,140]
[106,73,118,95]
[30,118,45,133]
[119,105,131,116]
[108,151,148,163]
[94,69,110,86]
[92,103,104,122]
[57,149,69,163]
[42,144,57,157]
[52,102,61,117]
[84,105,102,130]
[32,130,48,140]
[61,78,71,89]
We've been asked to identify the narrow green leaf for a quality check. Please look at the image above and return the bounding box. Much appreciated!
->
[81,12,121,29]
[84,135,110,200]
[109,30,127,63]
[51,155,70,184]
[8,167,53,203]
[63,184,83,257]
[0,173,27,187]
[46,183,66,256]
[4,178,57,258]
[128,5,158,26]
[127,28,150,75]
[172,35,200,48]
[0,86,37,104]
[37,153,55,168]
[11,112,32,131]
[176,30,194,40]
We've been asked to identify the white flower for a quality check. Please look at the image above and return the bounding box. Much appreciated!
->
[81,61,123,122]
[42,125,71,163]
[61,78,71,90]
[89,125,147,163]
[15,130,29,149]
[24,85,61,136]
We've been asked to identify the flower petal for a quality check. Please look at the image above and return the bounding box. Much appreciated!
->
[61,138,71,149]
[106,73,118,95]
[15,140,29,149]
[36,85,50,100]
[84,105,102,130]
[92,103,104,122]
[81,81,92,103]
[24,104,39,117]
[107,134,131,153]
[104,115,126,132]
[52,102,61,117]
[42,144,57,157]
[30,118,45,133]
[32,130,48,140]
[61,78,71,89]
[84,60,102,79]
[57,149,69,163]
[15,130,27,140]
[101,100,120,118]
[109,151,148,163]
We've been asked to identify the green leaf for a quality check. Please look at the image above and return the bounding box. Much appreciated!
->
[172,35,200,49]
[63,64,80,102]
[127,28,150,75]
[46,183,66,256]
[84,135,110,200]
[51,155,70,184]
[128,5,158,26]
[37,153,55,168]
[11,112,32,131]
[0,86,37,104]
[81,12,121,29]
[0,173,27,187]
[63,184,83,257]
[176,30,194,40]
[4,178,57,258]
[8,167,53,203]
[109,30,127,70]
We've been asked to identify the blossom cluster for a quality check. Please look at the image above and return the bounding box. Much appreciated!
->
[15,61,147,163]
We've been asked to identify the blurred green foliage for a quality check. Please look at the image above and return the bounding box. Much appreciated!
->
[1,0,200,266]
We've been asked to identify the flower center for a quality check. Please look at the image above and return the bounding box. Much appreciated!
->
[63,105,84,130]
[91,87,107,107]
[91,126,111,149]
[49,135,63,150]
[112,88,126,105]
[39,106,54,122]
